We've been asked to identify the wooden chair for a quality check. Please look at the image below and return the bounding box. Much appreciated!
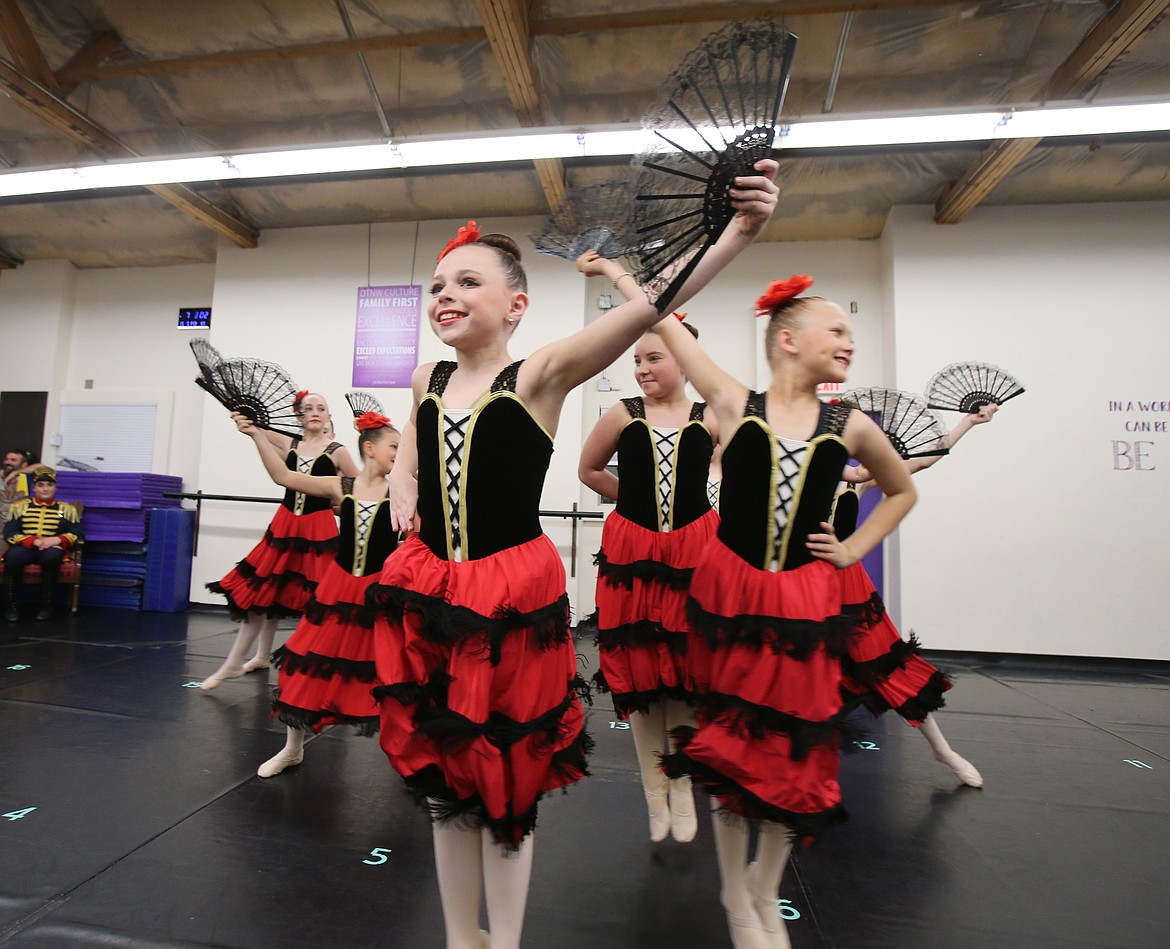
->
[0,501,84,614]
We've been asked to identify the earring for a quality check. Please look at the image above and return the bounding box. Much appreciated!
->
[506,317,516,325]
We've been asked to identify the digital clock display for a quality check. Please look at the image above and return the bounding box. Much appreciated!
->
[178,307,212,329]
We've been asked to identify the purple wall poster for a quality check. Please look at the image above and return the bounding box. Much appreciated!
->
[352,285,422,387]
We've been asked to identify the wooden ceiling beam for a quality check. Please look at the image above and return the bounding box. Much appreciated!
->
[55,30,125,96]
[536,0,963,35]
[475,0,566,211]
[935,0,1170,224]
[55,25,486,85]
[55,1,975,85]
[0,58,258,248]
[0,0,59,91]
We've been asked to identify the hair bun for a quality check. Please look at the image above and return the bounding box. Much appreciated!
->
[479,233,522,262]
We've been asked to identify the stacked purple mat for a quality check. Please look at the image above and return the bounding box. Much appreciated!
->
[55,472,183,542]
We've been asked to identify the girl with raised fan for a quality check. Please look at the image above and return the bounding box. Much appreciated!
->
[655,276,916,949]
[229,408,400,777]
[370,162,776,949]
[202,393,360,690]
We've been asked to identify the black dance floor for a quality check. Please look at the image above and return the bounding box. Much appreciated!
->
[2,608,1169,948]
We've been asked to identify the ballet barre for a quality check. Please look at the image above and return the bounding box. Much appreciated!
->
[165,492,602,567]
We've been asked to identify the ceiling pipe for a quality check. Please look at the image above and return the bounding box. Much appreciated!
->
[823,11,854,114]
[334,0,393,141]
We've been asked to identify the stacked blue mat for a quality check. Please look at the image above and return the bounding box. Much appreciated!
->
[55,472,185,609]
[56,472,183,543]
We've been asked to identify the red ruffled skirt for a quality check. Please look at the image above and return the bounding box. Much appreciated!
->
[837,562,951,724]
[371,533,591,848]
[270,560,381,733]
[207,504,338,619]
[593,508,716,716]
[662,536,856,838]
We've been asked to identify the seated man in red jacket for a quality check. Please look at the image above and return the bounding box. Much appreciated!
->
[4,466,84,622]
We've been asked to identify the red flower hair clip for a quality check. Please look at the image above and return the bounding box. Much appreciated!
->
[354,411,392,432]
[437,220,482,262]
[292,389,309,412]
[672,311,687,322]
[754,275,814,317]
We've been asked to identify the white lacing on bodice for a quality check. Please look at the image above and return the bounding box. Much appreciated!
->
[292,454,315,515]
[651,425,679,530]
[443,409,471,561]
[353,499,379,576]
[773,435,810,567]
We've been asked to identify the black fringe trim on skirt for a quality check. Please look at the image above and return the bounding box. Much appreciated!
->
[595,550,694,591]
[687,598,860,660]
[372,670,452,708]
[262,530,339,554]
[205,581,305,621]
[271,695,379,736]
[301,595,378,629]
[271,645,377,683]
[692,693,860,761]
[595,619,689,653]
[841,669,952,723]
[662,727,848,840]
[840,632,921,688]
[841,591,886,627]
[366,585,571,665]
[400,727,594,849]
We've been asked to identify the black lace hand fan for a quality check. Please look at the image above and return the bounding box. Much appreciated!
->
[925,362,1026,413]
[345,390,384,418]
[209,357,304,439]
[529,178,644,261]
[189,338,232,405]
[633,19,798,311]
[839,388,950,459]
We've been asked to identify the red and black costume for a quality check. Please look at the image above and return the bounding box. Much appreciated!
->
[594,396,716,716]
[270,478,399,733]
[830,487,951,722]
[372,361,590,848]
[208,445,343,619]
[664,394,857,839]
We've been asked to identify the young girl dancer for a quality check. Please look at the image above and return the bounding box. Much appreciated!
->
[372,164,777,949]
[656,276,916,949]
[230,409,400,777]
[578,302,715,845]
[834,404,998,788]
[203,393,359,690]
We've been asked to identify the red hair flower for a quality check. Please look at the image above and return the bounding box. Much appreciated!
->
[292,389,309,412]
[754,275,814,317]
[437,220,482,262]
[672,311,687,322]
[354,411,392,432]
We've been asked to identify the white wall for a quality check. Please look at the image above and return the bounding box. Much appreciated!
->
[191,219,590,610]
[884,202,1170,660]
[63,264,215,488]
[7,199,1168,660]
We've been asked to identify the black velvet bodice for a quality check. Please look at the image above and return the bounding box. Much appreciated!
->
[615,397,713,531]
[337,479,397,577]
[282,444,342,514]
[717,395,851,571]
[416,360,552,561]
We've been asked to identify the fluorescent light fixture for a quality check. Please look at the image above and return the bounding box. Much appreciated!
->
[228,142,403,178]
[397,131,585,166]
[781,112,1007,148]
[1,100,1169,199]
[994,101,1170,139]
